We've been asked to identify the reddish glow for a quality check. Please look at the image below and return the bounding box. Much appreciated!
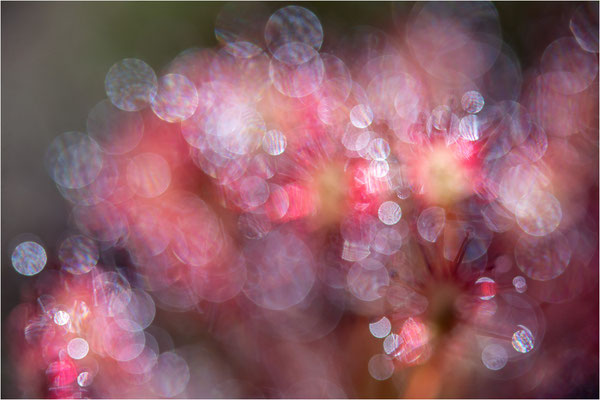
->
[395,318,431,365]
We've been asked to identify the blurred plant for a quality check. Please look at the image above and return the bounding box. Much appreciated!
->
[5,2,598,398]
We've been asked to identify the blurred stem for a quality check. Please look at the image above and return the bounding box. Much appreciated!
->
[403,359,443,398]
[402,334,455,398]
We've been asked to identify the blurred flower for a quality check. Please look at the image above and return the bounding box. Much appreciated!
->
[5,2,598,398]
